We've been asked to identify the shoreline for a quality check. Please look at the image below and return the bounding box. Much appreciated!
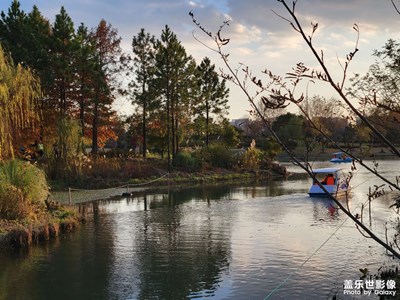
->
[51,167,288,205]
[0,166,287,249]
[0,200,84,249]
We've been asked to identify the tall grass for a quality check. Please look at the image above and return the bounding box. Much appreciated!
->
[0,160,48,219]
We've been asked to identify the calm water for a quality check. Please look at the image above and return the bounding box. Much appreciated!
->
[1,160,400,300]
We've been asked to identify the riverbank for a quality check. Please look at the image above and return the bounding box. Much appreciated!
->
[0,159,287,248]
[0,201,84,249]
[49,158,289,191]
[50,163,289,205]
[0,160,84,249]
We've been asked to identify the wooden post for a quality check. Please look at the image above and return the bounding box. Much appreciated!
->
[69,188,72,205]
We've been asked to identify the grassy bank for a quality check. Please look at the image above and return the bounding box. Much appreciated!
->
[0,210,81,248]
[0,160,83,248]
[48,155,289,191]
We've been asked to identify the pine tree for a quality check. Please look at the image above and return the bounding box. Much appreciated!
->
[0,0,28,66]
[195,57,229,145]
[25,5,51,89]
[131,28,156,158]
[154,25,195,167]
[50,6,76,118]
[74,23,97,137]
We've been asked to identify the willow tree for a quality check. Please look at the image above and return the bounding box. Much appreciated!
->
[0,45,41,159]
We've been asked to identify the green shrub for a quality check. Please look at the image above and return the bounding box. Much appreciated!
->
[260,138,282,160]
[0,160,49,220]
[199,144,233,168]
[0,183,26,219]
[173,151,200,169]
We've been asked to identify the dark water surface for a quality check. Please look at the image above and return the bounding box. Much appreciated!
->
[1,160,400,299]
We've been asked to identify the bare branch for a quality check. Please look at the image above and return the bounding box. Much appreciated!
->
[391,0,400,15]
[189,6,400,259]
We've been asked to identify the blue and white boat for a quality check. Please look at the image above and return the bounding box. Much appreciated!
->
[330,152,353,163]
[308,167,350,197]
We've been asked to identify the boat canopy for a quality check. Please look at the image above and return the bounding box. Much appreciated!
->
[311,168,341,174]
[332,152,344,155]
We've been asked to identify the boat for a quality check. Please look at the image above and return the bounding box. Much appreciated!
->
[308,167,350,197]
[330,151,353,163]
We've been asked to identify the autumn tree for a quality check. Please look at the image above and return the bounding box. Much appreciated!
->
[90,19,121,154]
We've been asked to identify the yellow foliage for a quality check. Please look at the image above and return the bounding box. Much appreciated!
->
[0,45,41,160]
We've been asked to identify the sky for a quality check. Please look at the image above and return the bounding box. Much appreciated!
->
[2,0,400,120]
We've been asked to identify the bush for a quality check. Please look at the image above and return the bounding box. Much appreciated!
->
[0,183,26,219]
[173,151,200,169]
[241,139,262,171]
[0,160,49,220]
[199,144,233,169]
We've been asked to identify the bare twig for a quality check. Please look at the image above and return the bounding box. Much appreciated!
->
[189,6,400,259]
[391,0,400,15]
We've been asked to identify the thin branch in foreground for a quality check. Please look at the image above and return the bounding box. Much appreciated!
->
[189,7,400,260]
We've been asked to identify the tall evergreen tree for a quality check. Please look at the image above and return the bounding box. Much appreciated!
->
[26,6,51,93]
[195,57,229,145]
[48,7,79,166]
[131,28,156,158]
[0,0,28,66]
[154,25,194,167]
[74,23,97,136]
[50,6,76,118]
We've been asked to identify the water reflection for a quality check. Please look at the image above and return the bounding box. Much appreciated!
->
[1,161,400,299]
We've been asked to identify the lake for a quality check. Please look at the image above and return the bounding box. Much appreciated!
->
[1,160,400,299]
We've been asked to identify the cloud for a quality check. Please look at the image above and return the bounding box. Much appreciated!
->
[2,0,400,118]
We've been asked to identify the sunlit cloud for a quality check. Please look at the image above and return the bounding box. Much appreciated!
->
[2,0,400,118]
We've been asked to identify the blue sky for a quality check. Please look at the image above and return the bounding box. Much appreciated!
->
[2,0,400,119]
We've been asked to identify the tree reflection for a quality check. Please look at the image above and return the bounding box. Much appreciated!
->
[134,187,234,299]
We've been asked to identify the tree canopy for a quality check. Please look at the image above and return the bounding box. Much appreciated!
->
[0,44,41,159]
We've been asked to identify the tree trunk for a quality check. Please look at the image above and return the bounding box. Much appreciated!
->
[92,94,99,155]
[166,92,171,171]
[142,101,147,158]
[171,101,176,161]
[175,117,179,154]
[206,99,210,146]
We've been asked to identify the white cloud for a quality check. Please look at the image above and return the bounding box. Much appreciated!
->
[2,0,400,118]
